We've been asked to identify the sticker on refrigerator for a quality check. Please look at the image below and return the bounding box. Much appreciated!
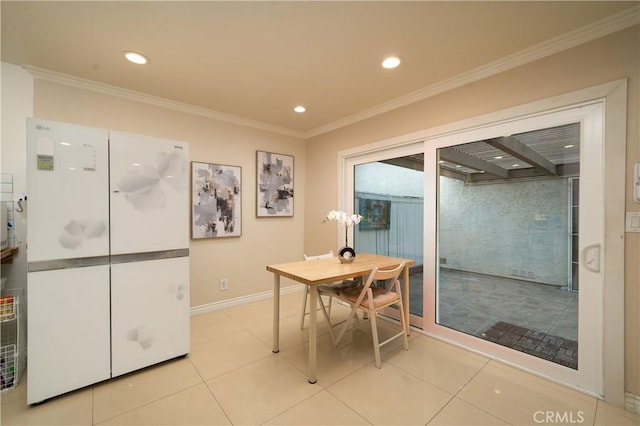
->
[81,144,97,172]
[36,137,55,171]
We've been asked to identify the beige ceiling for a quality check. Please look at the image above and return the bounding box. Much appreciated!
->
[2,1,637,137]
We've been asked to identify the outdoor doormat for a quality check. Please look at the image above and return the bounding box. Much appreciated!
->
[480,321,578,370]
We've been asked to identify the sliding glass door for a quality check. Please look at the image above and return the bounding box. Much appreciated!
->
[340,83,626,401]
[353,158,424,321]
[424,102,606,395]
[436,123,580,370]
[342,142,425,328]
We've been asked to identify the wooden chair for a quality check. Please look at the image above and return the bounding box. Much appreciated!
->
[299,251,361,329]
[319,262,409,368]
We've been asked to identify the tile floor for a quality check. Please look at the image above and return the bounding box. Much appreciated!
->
[440,269,578,340]
[409,269,578,340]
[2,291,638,426]
[408,268,580,369]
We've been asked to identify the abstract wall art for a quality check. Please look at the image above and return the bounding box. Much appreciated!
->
[256,151,294,217]
[191,162,242,238]
[358,198,391,230]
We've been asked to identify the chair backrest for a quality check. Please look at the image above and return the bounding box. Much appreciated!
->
[361,262,405,292]
[304,250,334,261]
[343,262,405,309]
[371,263,405,283]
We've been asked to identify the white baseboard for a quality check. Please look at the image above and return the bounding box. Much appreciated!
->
[190,285,304,316]
[626,392,640,415]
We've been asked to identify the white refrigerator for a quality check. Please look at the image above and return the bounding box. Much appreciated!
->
[27,119,190,404]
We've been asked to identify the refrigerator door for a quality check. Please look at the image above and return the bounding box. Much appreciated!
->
[26,118,110,262]
[109,132,189,254]
[27,265,111,404]
[111,256,190,377]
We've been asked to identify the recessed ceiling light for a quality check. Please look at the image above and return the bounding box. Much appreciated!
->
[123,51,149,65]
[455,165,462,168]
[512,164,520,167]
[382,56,402,69]
[564,144,575,148]
[294,105,306,113]
[494,156,503,159]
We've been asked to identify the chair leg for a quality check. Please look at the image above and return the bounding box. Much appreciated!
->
[304,287,337,332]
[335,303,361,346]
[300,286,309,330]
[398,303,409,351]
[395,287,410,351]
[369,308,382,369]
[317,292,338,345]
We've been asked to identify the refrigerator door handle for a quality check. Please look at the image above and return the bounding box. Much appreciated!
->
[28,255,111,272]
[110,249,189,265]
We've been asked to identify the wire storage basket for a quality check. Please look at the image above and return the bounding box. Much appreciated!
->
[1,288,25,391]
[0,293,15,321]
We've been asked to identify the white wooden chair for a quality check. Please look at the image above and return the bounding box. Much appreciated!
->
[299,251,361,329]
[319,262,409,368]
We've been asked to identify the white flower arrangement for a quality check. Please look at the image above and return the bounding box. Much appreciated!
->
[322,210,364,248]
[323,210,363,227]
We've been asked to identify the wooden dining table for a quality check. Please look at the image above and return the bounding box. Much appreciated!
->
[266,253,415,383]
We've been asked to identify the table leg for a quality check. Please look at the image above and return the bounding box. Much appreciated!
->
[272,273,280,353]
[403,265,411,336]
[308,285,318,384]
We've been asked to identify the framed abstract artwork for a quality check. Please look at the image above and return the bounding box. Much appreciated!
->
[191,161,242,238]
[358,198,391,230]
[256,150,294,217]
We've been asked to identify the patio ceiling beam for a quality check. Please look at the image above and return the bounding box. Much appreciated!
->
[486,136,557,176]
[438,167,468,182]
[466,162,579,183]
[439,147,509,178]
[381,157,424,172]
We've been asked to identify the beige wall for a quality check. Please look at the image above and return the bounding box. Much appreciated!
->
[33,80,306,307]
[305,26,639,395]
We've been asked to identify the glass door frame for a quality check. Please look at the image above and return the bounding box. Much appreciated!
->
[428,101,606,396]
[337,80,626,404]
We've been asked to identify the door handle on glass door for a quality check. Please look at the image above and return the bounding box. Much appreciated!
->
[581,243,601,273]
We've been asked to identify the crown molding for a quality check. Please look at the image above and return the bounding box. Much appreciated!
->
[22,5,639,141]
[303,4,640,139]
[23,65,305,139]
